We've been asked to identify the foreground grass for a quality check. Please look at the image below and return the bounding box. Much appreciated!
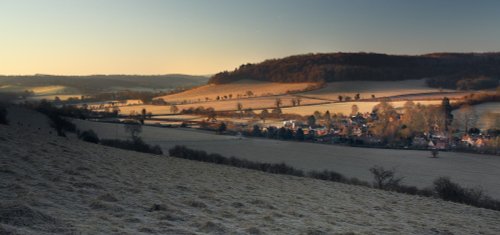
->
[168,145,500,211]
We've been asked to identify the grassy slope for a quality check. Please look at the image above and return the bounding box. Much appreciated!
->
[1,118,500,234]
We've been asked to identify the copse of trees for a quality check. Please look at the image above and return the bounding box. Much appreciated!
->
[209,52,500,85]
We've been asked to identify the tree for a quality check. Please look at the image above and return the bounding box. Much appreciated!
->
[295,128,305,141]
[252,125,262,137]
[140,108,147,124]
[351,104,359,116]
[260,109,269,123]
[442,97,453,131]
[112,106,120,116]
[369,166,403,190]
[206,109,217,122]
[246,90,254,97]
[338,95,343,102]
[371,101,399,143]
[307,115,316,127]
[278,127,288,140]
[275,98,282,109]
[313,111,322,120]
[355,93,360,100]
[170,105,179,114]
[453,104,477,133]
[217,122,227,134]
[124,120,142,140]
[271,108,282,117]
[236,102,243,118]
[324,110,332,130]
[296,97,302,106]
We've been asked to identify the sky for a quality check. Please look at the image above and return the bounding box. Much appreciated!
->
[1,0,499,75]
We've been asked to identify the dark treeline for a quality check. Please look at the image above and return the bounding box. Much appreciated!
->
[169,145,500,211]
[209,52,500,89]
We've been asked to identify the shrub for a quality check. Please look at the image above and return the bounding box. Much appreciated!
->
[433,177,500,210]
[78,130,100,144]
[101,137,163,155]
[308,170,347,183]
[434,177,481,205]
[0,105,8,125]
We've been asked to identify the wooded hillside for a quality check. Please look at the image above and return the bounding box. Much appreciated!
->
[209,53,500,89]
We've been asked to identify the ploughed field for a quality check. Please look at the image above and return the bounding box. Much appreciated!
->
[73,119,500,199]
[2,113,500,234]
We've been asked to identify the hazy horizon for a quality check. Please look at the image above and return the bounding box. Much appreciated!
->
[1,0,499,75]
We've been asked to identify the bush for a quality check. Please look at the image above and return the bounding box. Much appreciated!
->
[308,170,347,183]
[101,137,163,155]
[0,106,8,125]
[434,177,481,205]
[78,130,100,144]
[433,177,500,210]
[168,145,304,177]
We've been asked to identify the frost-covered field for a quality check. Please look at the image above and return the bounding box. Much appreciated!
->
[2,119,500,234]
[73,119,500,200]
[301,79,453,101]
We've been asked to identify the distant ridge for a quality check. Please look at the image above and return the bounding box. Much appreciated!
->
[209,52,500,89]
[0,74,209,93]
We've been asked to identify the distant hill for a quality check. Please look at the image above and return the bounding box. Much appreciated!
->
[209,52,500,89]
[0,74,209,94]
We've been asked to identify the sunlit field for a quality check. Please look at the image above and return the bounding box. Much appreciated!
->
[282,100,447,115]
[155,79,317,103]
[0,85,71,95]
[109,95,325,115]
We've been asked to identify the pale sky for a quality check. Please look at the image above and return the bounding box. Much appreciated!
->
[1,0,499,75]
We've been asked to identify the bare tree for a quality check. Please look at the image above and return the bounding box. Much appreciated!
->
[275,98,282,109]
[124,120,142,140]
[369,166,403,190]
[170,105,179,114]
[236,102,243,118]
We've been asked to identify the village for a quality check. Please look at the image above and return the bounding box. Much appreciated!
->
[81,96,498,155]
